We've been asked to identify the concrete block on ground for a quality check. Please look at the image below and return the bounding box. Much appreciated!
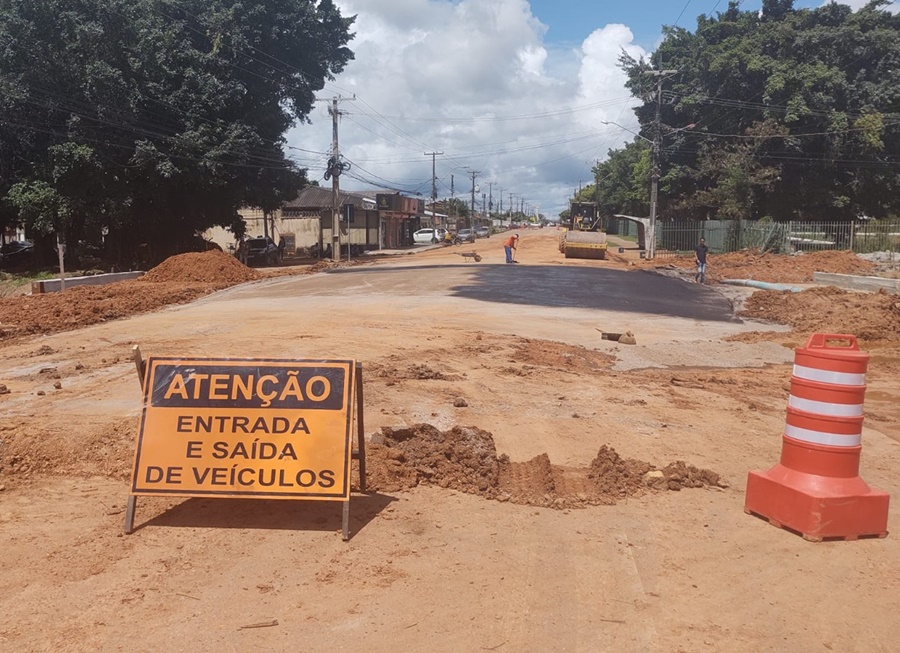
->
[31,271,145,294]
[813,272,900,295]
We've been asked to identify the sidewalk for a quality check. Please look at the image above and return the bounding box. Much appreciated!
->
[364,243,447,257]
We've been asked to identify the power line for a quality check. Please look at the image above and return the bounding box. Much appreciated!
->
[706,1,723,18]
[361,96,635,123]
[343,115,423,153]
[674,0,693,27]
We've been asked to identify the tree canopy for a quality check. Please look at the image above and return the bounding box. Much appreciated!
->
[0,0,354,264]
[600,0,900,223]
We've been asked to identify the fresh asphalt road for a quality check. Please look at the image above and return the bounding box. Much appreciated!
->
[270,263,738,323]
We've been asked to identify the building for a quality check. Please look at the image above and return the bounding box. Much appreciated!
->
[281,186,380,255]
[375,192,426,248]
[204,186,425,256]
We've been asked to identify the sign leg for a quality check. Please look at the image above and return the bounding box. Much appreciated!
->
[356,363,366,493]
[132,345,146,388]
[342,500,350,541]
[126,346,144,535]
[124,495,137,534]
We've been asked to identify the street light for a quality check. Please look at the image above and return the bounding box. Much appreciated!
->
[601,120,651,144]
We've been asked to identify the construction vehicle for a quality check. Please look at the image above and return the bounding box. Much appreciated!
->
[558,201,608,259]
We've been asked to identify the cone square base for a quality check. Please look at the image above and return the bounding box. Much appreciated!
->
[745,466,889,541]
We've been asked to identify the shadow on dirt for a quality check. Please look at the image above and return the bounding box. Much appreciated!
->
[136,492,397,540]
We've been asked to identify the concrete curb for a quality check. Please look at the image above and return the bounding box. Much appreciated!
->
[32,271,145,294]
[813,272,900,295]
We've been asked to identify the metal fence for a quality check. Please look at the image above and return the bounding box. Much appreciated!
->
[652,220,900,266]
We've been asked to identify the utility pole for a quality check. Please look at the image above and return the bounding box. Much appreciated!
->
[509,193,513,223]
[451,174,455,226]
[487,182,493,221]
[424,151,443,227]
[645,69,677,260]
[468,170,479,226]
[329,97,341,262]
[482,192,486,218]
[316,94,354,262]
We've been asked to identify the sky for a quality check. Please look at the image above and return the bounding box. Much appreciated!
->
[286,0,891,219]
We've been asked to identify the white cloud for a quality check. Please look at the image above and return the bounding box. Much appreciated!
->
[287,0,643,218]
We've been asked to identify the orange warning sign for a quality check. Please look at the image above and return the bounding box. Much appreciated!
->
[130,358,356,500]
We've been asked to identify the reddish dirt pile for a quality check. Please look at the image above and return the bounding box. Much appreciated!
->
[0,281,223,341]
[587,445,654,498]
[139,250,261,284]
[1,418,137,481]
[739,286,900,344]
[304,260,342,275]
[513,338,613,374]
[656,460,725,490]
[0,251,265,342]
[365,424,500,495]
[656,249,876,284]
[0,249,371,343]
[363,424,726,508]
[371,362,463,382]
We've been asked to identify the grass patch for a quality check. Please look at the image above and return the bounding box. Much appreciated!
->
[0,271,55,297]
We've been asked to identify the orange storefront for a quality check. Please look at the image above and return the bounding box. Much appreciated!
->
[377,193,425,248]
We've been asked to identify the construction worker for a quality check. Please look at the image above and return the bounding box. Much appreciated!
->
[504,233,519,264]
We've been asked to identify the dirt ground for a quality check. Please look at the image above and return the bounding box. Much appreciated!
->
[641,247,879,284]
[1,230,899,652]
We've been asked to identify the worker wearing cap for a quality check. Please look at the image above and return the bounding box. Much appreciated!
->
[504,233,519,264]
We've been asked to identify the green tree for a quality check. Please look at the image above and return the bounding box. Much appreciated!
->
[682,120,784,220]
[591,139,651,218]
[445,197,470,219]
[0,0,354,264]
[616,0,900,222]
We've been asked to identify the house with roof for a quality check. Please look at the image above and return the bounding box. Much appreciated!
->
[205,186,426,257]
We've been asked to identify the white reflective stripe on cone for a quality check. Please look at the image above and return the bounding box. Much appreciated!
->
[792,364,866,386]
[788,395,864,417]
[784,424,862,447]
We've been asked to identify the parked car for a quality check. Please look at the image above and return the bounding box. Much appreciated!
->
[474,226,490,238]
[242,236,280,266]
[413,228,447,244]
[0,240,34,266]
[456,228,476,243]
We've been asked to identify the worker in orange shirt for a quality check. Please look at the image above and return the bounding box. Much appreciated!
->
[504,233,519,264]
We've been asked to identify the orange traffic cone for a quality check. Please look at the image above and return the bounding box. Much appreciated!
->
[745,333,889,541]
